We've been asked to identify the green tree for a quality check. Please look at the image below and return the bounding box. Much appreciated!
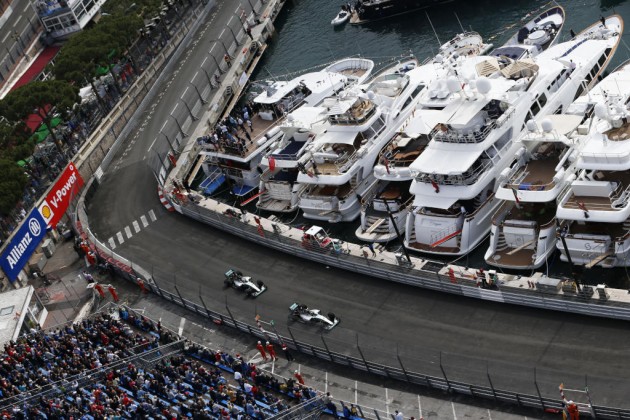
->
[0,158,28,216]
[0,120,35,162]
[0,80,80,153]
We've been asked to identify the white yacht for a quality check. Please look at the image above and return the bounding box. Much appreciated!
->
[197,58,374,196]
[404,15,623,257]
[256,106,328,213]
[356,32,492,242]
[485,116,582,269]
[297,58,424,222]
[252,58,376,211]
[555,59,630,268]
[489,6,565,60]
[485,17,624,269]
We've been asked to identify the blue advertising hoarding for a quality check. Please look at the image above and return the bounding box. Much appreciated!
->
[0,209,47,282]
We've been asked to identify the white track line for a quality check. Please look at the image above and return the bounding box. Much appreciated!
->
[108,238,116,249]
[124,226,132,239]
[141,215,149,227]
[116,232,124,244]
[133,220,141,233]
[451,402,458,420]
[149,210,157,222]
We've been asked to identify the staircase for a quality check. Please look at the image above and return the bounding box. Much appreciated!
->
[495,231,509,252]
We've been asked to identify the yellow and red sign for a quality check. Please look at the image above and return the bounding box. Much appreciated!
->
[38,162,84,228]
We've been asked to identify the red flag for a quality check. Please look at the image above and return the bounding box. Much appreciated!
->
[430,179,440,193]
[511,187,521,205]
[577,201,590,218]
[94,284,105,298]
[268,156,276,172]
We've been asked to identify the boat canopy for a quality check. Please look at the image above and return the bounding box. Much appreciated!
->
[313,129,356,145]
[523,114,583,138]
[403,109,445,136]
[285,106,327,127]
[411,146,484,175]
[324,97,357,115]
[445,98,489,126]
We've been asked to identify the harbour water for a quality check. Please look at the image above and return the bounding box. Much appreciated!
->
[247,0,630,288]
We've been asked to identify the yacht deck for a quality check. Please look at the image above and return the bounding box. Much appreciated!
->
[489,248,536,267]
[408,242,460,254]
[564,170,630,211]
[381,134,428,167]
[215,114,278,159]
[604,122,630,141]
[304,183,353,198]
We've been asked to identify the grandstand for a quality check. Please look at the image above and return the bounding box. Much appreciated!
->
[0,305,339,419]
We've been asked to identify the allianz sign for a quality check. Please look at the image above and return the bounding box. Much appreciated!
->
[0,209,47,282]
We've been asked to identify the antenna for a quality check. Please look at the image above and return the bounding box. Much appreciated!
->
[425,12,442,46]
[454,12,465,33]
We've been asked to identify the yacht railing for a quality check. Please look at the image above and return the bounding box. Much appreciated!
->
[579,151,630,165]
[432,108,515,144]
[415,159,492,187]
[611,184,630,209]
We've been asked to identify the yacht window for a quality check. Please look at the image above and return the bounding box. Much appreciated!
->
[538,93,547,109]
[528,101,541,120]
[402,85,425,110]
[597,54,607,68]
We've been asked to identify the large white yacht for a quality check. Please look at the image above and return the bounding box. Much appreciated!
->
[256,106,328,213]
[485,116,582,269]
[356,32,493,242]
[296,58,425,222]
[404,15,623,257]
[485,17,624,269]
[253,58,375,212]
[196,58,374,196]
[555,59,630,268]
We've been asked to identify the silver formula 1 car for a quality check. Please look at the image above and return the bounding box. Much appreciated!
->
[288,302,339,330]
[224,269,267,297]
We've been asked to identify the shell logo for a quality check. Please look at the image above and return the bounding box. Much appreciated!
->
[38,201,54,226]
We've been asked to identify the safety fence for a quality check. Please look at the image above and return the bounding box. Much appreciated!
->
[176,201,630,320]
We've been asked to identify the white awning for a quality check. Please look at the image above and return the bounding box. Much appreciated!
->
[410,145,483,175]
[446,98,489,126]
[415,194,459,210]
[285,106,327,127]
[313,130,356,145]
[542,114,583,136]
[403,110,444,136]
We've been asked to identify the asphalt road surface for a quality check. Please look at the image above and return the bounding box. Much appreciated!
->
[87,0,630,409]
